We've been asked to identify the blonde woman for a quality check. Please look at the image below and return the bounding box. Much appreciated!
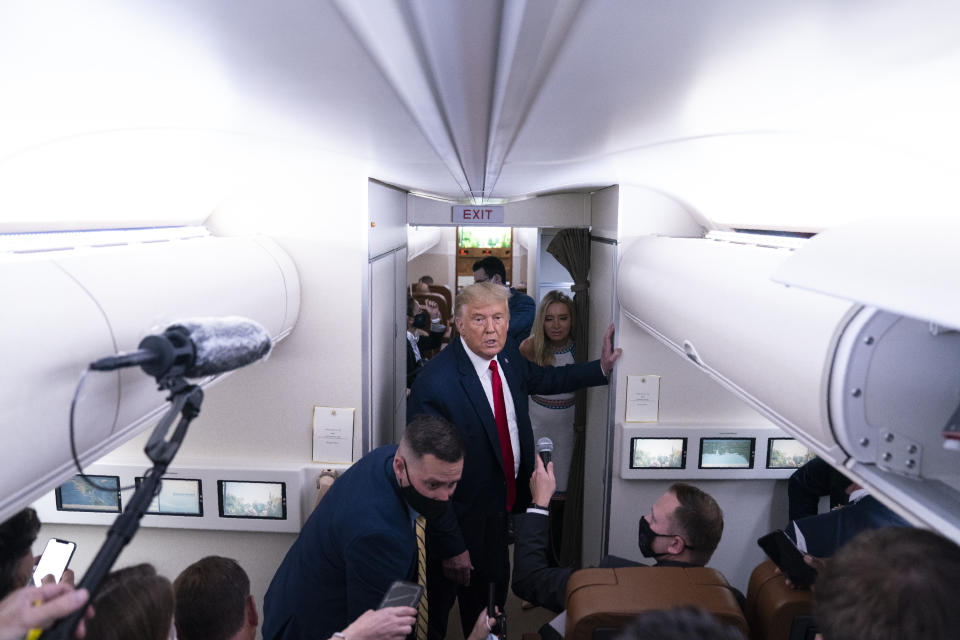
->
[519,291,576,492]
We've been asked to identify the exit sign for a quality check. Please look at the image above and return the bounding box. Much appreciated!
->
[452,205,505,223]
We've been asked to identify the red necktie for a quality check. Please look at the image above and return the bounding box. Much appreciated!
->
[489,359,516,510]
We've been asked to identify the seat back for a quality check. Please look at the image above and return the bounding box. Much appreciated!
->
[564,566,748,640]
[745,560,814,640]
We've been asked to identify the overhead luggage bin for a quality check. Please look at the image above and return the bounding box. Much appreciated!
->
[773,218,960,330]
[619,228,960,541]
[617,236,856,463]
[0,231,300,523]
[774,219,960,541]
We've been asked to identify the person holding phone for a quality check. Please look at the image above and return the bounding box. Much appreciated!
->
[32,539,76,589]
[0,508,42,599]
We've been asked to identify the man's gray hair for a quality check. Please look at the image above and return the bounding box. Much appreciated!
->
[454,282,511,318]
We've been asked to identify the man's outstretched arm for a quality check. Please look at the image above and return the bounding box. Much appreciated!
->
[511,456,570,613]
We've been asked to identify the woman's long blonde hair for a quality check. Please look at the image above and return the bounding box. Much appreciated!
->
[530,290,576,366]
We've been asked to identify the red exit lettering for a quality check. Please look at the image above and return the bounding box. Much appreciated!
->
[452,205,503,223]
[464,208,494,220]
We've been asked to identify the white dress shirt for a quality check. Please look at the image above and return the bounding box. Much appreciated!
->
[460,336,520,477]
[407,330,423,363]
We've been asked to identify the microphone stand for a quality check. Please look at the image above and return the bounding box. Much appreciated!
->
[40,375,204,640]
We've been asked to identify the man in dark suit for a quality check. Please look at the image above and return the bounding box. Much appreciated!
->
[261,415,463,640]
[472,256,536,346]
[407,282,622,640]
[785,488,909,558]
[513,456,726,614]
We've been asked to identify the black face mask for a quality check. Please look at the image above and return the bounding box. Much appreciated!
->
[400,462,448,520]
[412,311,430,330]
[637,516,680,558]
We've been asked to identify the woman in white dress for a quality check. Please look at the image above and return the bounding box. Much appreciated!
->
[518,291,576,493]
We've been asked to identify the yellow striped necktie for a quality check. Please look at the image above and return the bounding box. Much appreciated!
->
[415,515,429,640]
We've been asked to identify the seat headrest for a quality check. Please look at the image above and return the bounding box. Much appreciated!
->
[564,566,748,640]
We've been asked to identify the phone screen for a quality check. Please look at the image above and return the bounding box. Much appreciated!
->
[378,581,424,609]
[33,538,77,587]
[757,530,817,589]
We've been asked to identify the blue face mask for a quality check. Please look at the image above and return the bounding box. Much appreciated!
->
[400,461,448,520]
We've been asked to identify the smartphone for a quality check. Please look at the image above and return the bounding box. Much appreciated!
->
[757,529,817,589]
[378,580,424,609]
[32,538,77,587]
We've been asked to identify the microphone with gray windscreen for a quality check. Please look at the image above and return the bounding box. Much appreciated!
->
[536,437,553,468]
[90,316,272,380]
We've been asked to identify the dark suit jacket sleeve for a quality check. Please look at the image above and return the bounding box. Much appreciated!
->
[345,530,414,622]
[790,495,909,558]
[522,357,608,397]
[511,513,571,613]
[508,292,536,344]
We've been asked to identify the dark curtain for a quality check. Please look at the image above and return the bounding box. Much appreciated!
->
[546,228,591,567]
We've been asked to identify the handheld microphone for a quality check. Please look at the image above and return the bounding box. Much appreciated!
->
[90,317,272,380]
[536,437,553,467]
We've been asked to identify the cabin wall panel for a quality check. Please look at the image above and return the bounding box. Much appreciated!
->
[505,194,590,228]
[617,183,705,247]
[407,249,454,292]
[534,228,571,301]
[369,255,397,448]
[366,180,408,451]
[612,319,776,429]
[515,227,539,295]
[393,247,408,443]
[591,184,705,242]
[583,239,617,566]
[590,185,619,240]
[114,147,371,464]
[104,233,366,466]
[407,195,454,226]
[368,181,407,259]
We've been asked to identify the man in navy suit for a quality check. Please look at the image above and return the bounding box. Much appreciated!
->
[472,256,536,346]
[261,415,464,640]
[407,282,622,640]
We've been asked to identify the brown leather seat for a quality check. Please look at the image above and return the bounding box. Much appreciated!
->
[745,560,814,640]
[564,566,748,640]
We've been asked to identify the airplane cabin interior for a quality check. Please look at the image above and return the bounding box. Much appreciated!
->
[2,2,960,639]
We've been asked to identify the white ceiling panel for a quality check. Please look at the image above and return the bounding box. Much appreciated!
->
[2,0,960,229]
